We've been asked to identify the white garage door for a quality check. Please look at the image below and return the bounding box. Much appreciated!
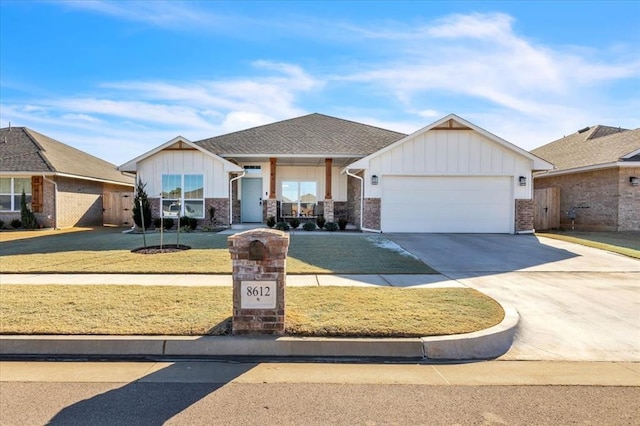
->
[381,176,513,233]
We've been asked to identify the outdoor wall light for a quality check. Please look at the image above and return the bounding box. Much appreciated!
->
[371,175,379,185]
[630,176,639,186]
[519,176,527,186]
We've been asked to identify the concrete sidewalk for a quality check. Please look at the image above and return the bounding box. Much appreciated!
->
[2,360,638,386]
[0,273,464,288]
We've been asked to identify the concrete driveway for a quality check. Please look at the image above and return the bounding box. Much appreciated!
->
[387,234,640,361]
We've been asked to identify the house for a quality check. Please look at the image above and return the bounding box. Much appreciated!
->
[119,113,553,233]
[0,126,135,228]
[531,126,640,231]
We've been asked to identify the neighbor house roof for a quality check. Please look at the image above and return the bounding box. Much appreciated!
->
[0,126,134,186]
[531,125,640,173]
[195,113,407,157]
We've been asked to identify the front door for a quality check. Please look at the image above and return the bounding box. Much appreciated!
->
[241,178,263,223]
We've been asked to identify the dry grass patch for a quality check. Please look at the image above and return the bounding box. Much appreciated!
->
[0,285,503,337]
[538,231,640,259]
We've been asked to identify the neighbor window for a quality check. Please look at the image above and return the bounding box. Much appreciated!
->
[161,174,204,218]
[0,177,31,212]
[281,181,317,217]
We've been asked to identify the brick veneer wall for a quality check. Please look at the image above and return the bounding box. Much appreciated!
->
[515,199,534,232]
[363,198,381,230]
[534,168,623,231]
[347,174,362,228]
[618,166,640,231]
[56,177,104,228]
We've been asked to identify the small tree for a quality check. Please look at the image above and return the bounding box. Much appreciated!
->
[132,180,152,229]
[20,191,38,229]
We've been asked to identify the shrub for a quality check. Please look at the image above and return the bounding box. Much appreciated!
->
[275,221,290,231]
[10,219,22,229]
[179,225,192,233]
[208,205,216,225]
[153,217,162,229]
[163,217,174,230]
[0,219,4,229]
[338,218,348,230]
[316,214,326,229]
[302,221,316,231]
[325,222,339,232]
[266,216,276,228]
[180,216,198,230]
[20,191,38,229]
[132,180,152,229]
[289,217,300,229]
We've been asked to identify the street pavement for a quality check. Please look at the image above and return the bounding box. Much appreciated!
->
[387,233,640,361]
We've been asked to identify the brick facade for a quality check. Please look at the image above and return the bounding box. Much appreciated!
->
[363,197,381,230]
[534,167,639,231]
[347,173,362,228]
[515,199,534,232]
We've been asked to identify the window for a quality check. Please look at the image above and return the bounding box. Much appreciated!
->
[0,177,32,212]
[161,174,204,218]
[282,181,317,217]
[243,165,261,174]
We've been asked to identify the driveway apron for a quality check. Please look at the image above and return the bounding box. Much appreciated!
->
[387,234,640,361]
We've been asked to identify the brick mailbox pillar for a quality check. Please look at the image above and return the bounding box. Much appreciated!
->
[228,228,290,335]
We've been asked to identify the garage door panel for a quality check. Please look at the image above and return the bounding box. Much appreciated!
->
[381,176,512,233]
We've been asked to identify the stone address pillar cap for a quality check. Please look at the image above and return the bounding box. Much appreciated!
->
[227,228,290,252]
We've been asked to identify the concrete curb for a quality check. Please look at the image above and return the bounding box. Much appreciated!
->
[0,304,519,360]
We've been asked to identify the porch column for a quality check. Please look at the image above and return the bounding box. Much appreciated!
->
[265,157,278,222]
[324,158,334,222]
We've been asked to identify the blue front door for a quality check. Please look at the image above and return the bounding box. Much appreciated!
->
[241,178,263,223]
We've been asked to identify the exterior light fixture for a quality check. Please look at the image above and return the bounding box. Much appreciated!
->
[519,176,527,186]
[630,176,639,186]
[371,175,379,185]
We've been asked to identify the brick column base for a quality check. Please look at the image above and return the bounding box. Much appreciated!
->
[323,199,334,223]
[515,199,534,233]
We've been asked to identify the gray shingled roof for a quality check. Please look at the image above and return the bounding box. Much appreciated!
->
[531,125,640,171]
[195,113,407,156]
[0,127,134,185]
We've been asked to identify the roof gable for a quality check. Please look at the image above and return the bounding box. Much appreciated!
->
[0,127,134,185]
[531,126,640,172]
[118,136,243,173]
[348,114,553,171]
[195,113,407,157]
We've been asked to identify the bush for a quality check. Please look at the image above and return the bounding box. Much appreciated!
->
[0,219,4,229]
[180,216,198,230]
[154,217,174,230]
[266,216,276,228]
[302,221,316,231]
[316,214,326,229]
[132,180,152,229]
[179,225,192,233]
[338,218,348,230]
[10,219,22,229]
[289,217,300,229]
[275,221,290,231]
[325,222,339,232]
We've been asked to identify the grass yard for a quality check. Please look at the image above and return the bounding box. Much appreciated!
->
[0,285,503,337]
[0,227,436,274]
[537,231,640,259]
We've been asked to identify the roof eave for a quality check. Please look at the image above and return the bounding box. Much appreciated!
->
[534,161,639,178]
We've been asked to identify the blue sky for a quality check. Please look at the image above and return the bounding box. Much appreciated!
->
[1,1,638,166]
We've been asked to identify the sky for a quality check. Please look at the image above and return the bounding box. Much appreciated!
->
[1,1,639,166]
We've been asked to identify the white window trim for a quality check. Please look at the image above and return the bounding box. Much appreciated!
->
[160,174,205,219]
[0,177,32,212]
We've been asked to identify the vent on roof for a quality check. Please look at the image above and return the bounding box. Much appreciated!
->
[577,127,590,134]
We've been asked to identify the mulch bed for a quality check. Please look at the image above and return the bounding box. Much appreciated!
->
[131,244,191,254]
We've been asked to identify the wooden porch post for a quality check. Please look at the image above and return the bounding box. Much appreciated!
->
[269,157,277,199]
[325,158,332,200]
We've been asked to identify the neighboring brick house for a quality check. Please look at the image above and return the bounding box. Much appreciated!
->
[121,113,553,234]
[0,126,134,229]
[531,126,640,231]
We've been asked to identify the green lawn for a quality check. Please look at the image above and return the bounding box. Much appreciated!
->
[537,231,640,259]
[0,285,503,337]
[0,227,437,274]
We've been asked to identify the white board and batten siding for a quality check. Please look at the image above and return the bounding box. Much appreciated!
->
[137,150,230,198]
[360,130,534,233]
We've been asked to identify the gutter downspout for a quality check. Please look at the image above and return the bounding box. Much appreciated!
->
[344,168,381,233]
[229,171,245,227]
[42,175,58,230]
